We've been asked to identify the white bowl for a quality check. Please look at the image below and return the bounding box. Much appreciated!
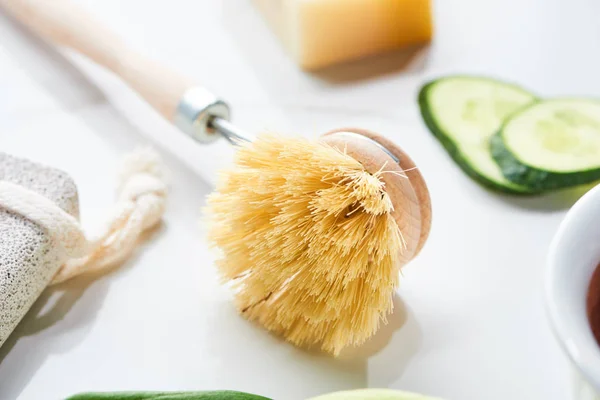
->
[547,183,600,400]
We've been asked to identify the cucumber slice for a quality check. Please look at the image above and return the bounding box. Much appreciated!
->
[419,76,538,194]
[492,99,600,191]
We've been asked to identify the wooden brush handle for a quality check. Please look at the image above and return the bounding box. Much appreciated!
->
[0,0,192,121]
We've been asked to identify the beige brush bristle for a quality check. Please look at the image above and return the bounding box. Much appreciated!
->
[206,133,405,355]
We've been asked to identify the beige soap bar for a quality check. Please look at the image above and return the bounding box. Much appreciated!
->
[254,0,433,70]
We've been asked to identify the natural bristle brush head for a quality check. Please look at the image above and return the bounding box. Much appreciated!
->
[206,129,431,355]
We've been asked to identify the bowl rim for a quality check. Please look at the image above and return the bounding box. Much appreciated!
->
[546,183,600,391]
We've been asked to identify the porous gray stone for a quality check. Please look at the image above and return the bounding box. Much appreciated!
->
[0,153,78,347]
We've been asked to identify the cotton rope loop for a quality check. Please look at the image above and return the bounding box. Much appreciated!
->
[0,148,168,286]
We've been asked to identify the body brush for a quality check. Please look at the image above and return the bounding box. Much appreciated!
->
[1,0,432,354]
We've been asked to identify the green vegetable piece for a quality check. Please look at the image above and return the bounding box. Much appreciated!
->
[419,76,539,194]
[65,391,272,400]
[492,99,600,191]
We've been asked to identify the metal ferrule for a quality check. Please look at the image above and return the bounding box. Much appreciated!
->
[174,87,254,145]
[174,87,231,144]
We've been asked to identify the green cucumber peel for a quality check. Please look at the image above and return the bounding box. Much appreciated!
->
[65,391,272,400]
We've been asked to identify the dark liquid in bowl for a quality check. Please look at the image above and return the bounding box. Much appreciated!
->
[587,263,600,345]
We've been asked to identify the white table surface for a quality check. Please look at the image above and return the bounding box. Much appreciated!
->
[1,0,599,399]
